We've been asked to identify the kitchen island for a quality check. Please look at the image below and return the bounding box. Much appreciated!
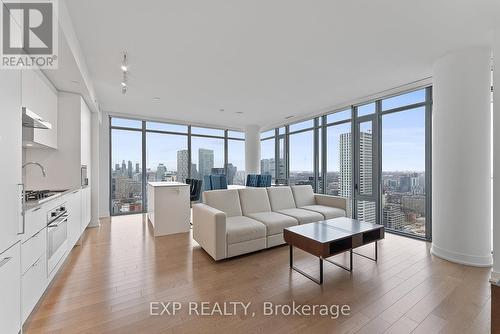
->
[147,182,191,236]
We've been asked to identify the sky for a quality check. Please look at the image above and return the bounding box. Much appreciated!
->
[112,89,427,174]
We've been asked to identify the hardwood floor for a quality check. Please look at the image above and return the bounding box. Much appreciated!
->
[24,214,491,334]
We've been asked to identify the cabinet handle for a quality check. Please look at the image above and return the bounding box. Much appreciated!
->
[32,207,41,212]
[0,257,12,268]
[18,183,25,235]
[72,190,79,194]
[32,257,41,267]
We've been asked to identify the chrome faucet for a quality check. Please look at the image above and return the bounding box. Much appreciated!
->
[22,162,47,177]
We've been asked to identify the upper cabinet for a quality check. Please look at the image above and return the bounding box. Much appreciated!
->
[22,69,58,149]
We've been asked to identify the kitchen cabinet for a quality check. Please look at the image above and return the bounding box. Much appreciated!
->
[0,68,22,253]
[0,243,21,334]
[25,93,92,192]
[22,69,58,149]
[21,230,46,323]
[67,189,82,248]
[22,206,46,243]
[81,186,91,232]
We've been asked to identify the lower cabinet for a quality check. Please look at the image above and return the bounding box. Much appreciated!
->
[21,228,47,323]
[0,242,21,334]
[67,189,82,248]
[21,252,46,322]
[81,186,91,232]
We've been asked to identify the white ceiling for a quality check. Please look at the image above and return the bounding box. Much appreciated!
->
[65,0,495,130]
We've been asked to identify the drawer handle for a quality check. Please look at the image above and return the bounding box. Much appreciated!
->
[0,257,12,268]
[32,257,41,267]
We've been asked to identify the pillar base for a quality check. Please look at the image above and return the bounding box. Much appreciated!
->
[430,244,492,267]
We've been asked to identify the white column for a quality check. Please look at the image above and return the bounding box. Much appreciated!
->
[245,125,261,175]
[493,30,500,282]
[431,46,492,267]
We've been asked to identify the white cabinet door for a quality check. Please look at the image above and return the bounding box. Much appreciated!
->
[21,69,58,149]
[0,67,22,252]
[0,243,21,334]
[80,187,91,232]
[21,252,46,322]
[67,190,82,248]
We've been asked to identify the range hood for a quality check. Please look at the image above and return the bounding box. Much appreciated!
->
[22,107,52,129]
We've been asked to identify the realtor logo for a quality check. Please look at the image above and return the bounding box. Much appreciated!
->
[1,0,58,68]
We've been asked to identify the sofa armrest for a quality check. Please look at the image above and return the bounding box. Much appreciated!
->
[192,203,227,260]
[314,194,348,211]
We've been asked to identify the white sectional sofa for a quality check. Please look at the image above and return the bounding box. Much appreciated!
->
[193,185,347,260]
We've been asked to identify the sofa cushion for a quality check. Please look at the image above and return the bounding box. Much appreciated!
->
[267,187,296,211]
[246,212,298,235]
[301,205,346,220]
[277,208,324,224]
[203,189,242,217]
[291,185,316,207]
[238,188,272,215]
[226,216,266,244]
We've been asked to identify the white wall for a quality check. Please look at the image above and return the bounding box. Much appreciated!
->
[245,125,261,175]
[493,29,500,282]
[431,46,492,267]
[98,113,110,218]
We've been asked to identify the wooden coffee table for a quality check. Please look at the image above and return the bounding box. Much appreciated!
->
[283,217,384,284]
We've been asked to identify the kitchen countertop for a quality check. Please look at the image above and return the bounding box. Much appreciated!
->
[148,182,189,187]
[24,186,85,212]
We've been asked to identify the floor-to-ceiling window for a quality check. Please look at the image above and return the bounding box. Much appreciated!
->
[381,89,429,238]
[190,127,225,182]
[110,118,243,215]
[260,130,276,180]
[260,86,432,240]
[110,119,143,215]
[324,109,352,216]
[288,120,315,187]
[227,131,246,185]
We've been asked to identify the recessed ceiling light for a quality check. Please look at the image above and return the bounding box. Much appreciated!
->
[26,143,33,147]
[285,115,295,120]
[121,65,128,72]
[235,111,244,114]
[121,82,127,87]
[153,97,160,101]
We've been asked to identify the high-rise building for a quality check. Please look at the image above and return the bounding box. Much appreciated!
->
[226,163,237,185]
[121,160,126,176]
[339,131,373,221]
[135,163,140,174]
[260,158,285,179]
[156,163,167,181]
[177,149,189,182]
[198,148,214,177]
[128,160,133,178]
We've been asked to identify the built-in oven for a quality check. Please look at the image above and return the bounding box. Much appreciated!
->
[47,204,68,275]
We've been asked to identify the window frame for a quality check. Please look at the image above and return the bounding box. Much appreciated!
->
[260,86,432,241]
[109,116,245,216]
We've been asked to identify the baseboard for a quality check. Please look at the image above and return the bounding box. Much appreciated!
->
[430,244,493,267]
